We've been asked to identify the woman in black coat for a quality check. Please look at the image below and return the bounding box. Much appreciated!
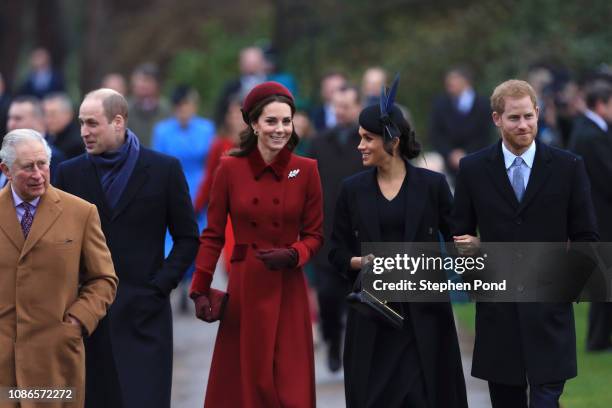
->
[329,80,468,408]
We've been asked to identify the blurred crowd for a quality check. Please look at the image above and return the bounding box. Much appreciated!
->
[1,45,612,373]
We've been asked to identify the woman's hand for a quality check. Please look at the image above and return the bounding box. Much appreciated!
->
[192,294,214,322]
[350,254,375,270]
[255,248,299,270]
[453,235,481,256]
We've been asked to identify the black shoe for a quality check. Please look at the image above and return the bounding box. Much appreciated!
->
[327,343,341,372]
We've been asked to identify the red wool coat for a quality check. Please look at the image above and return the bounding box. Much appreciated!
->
[190,146,323,408]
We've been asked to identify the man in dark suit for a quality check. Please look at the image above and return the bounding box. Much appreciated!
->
[17,48,65,99]
[43,92,84,159]
[0,72,10,139]
[6,96,66,177]
[569,82,612,352]
[310,71,347,132]
[453,79,599,408]
[429,67,493,178]
[310,85,363,372]
[54,88,199,408]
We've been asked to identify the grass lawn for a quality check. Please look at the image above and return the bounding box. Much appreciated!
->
[453,302,612,408]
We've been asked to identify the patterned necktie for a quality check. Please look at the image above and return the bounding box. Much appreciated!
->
[511,156,525,202]
[20,202,34,237]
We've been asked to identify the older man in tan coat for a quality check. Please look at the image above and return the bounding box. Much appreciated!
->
[0,129,117,408]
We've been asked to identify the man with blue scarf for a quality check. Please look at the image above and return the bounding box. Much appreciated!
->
[55,88,199,408]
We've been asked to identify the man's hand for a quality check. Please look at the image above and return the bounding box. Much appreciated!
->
[65,314,84,334]
[350,254,375,270]
[453,234,481,256]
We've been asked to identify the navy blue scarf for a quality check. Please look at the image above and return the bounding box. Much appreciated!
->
[89,129,140,209]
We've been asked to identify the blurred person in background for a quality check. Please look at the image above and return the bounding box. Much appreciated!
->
[152,85,215,202]
[190,82,323,408]
[310,84,364,373]
[18,47,65,99]
[128,62,171,147]
[263,44,299,97]
[7,96,66,176]
[55,88,198,408]
[152,85,215,313]
[429,66,492,179]
[43,92,84,159]
[569,81,612,353]
[531,66,581,149]
[310,71,347,132]
[361,66,388,107]
[0,72,11,140]
[292,110,315,157]
[215,46,268,127]
[101,72,128,96]
[193,95,245,278]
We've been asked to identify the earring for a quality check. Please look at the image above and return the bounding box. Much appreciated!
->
[254,130,259,136]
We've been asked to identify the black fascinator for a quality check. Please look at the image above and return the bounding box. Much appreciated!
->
[359,74,406,141]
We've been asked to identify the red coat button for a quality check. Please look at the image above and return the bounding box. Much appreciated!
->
[252,198,259,204]
[273,198,280,205]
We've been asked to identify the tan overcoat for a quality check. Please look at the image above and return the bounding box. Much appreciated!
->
[0,185,117,408]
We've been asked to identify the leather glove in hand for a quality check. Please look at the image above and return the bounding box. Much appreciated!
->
[192,294,214,322]
[191,288,229,323]
[255,248,299,270]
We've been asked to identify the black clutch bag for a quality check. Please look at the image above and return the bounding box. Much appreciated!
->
[346,288,404,329]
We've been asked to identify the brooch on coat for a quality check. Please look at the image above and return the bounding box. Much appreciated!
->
[288,169,300,179]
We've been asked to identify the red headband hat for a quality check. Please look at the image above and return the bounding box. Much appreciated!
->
[241,81,294,124]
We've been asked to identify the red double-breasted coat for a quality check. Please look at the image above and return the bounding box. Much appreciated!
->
[190,146,323,408]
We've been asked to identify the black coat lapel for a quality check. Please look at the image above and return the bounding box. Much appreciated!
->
[111,154,149,221]
[518,141,552,212]
[485,141,520,209]
[83,159,112,220]
[403,163,427,241]
[358,169,382,242]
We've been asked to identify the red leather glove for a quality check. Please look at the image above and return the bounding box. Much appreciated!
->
[255,248,299,270]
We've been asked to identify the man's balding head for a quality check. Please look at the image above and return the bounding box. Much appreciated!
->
[79,89,128,154]
[84,88,129,124]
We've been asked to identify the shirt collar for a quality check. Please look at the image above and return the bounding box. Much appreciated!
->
[584,109,608,132]
[11,185,41,209]
[502,140,536,170]
[457,88,476,113]
[247,145,292,181]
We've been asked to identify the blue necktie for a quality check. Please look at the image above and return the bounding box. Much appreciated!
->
[511,157,525,202]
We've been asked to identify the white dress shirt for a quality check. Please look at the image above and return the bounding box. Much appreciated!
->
[502,140,536,190]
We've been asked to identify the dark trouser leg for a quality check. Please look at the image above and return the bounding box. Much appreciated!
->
[85,318,124,408]
[317,288,346,371]
[587,302,612,351]
[529,381,565,408]
[488,382,528,408]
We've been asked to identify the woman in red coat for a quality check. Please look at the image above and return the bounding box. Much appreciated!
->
[190,82,323,408]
